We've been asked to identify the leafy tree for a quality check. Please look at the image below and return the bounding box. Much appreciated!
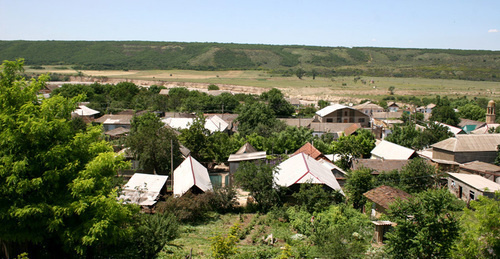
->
[295,68,306,79]
[388,86,395,95]
[386,189,464,258]
[457,103,485,121]
[0,59,138,256]
[260,88,295,117]
[430,105,460,126]
[266,126,313,155]
[297,104,317,117]
[398,157,437,193]
[234,161,283,211]
[292,183,344,213]
[453,192,500,258]
[422,122,453,147]
[401,111,424,125]
[208,84,220,90]
[332,129,376,170]
[132,213,179,259]
[236,102,285,137]
[178,114,211,163]
[345,167,374,210]
[207,132,245,163]
[317,99,330,109]
[126,112,183,175]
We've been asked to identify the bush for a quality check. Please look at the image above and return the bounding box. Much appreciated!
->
[208,186,238,213]
[208,84,220,90]
[156,192,213,223]
[210,223,240,259]
[292,183,345,213]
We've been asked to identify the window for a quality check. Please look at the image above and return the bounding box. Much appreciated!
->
[337,118,342,123]
[470,190,475,200]
[326,118,333,123]
[358,118,365,123]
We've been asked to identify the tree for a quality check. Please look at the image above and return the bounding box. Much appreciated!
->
[398,157,437,193]
[0,60,138,256]
[430,105,460,126]
[388,86,395,95]
[295,68,305,79]
[457,103,485,121]
[236,102,285,137]
[260,88,295,117]
[453,192,500,258]
[332,129,376,170]
[126,112,183,175]
[177,113,213,163]
[385,189,464,258]
[317,99,330,109]
[292,183,344,213]
[345,167,374,210]
[234,161,283,211]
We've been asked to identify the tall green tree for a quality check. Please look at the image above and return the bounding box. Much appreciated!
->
[236,102,285,137]
[430,105,460,126]
[453,192,500,258]
[385,189,464,258]
[260,88,295,117]
[178,114,211,163]
[345,167,374,210]
[332,129,376,170]
[398,157,437,193]
[126,112,183,175]
[457,103,485,121]
[0,60,138,256]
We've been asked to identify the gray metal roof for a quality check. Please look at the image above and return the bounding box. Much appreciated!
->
[228,151,267,162]
[371,140,415,160]
[315,104,352,117]
[432,134,500,152]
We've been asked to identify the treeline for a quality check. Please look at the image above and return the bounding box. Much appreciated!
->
[1,41,500,81]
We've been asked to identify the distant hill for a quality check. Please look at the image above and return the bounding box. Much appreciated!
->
[1,41,499,81]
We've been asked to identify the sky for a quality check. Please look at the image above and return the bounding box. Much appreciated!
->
[1,0,499,50]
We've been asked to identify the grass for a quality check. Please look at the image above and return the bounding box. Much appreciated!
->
[27,67,500,101]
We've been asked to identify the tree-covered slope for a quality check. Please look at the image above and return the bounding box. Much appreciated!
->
[1,41,499,81]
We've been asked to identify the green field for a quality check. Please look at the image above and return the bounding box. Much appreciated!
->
[27,66,500,101]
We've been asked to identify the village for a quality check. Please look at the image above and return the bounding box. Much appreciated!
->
[61,78,500,258]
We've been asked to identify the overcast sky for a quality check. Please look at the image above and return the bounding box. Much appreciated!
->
[1,0,499,50]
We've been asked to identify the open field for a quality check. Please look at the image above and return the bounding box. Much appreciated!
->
[28,67,500,102]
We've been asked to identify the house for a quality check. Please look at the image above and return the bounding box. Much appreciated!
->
[353,101,384,115]
[431,134,500,164]
[458,118,485,134]
[173,155,213,197]
[293,143,347,184]
[370,140,417,160]
[308,122,360,138]
[387,102,400,112]
[363,185,412,216]
[94,114,133,131]
[438,122,465,136]
[227,143,267,178]
[119,173,169,206]
[447,172,500,201]
[104,127,130,139]
[161,115,230,133]
[460,160,500,184]
[274,153,344,194]
[417,103,436,114]
[313,104,370,127]
[72,105,100,123]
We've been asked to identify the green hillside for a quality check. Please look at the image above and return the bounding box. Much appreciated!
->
[1,41,499,81]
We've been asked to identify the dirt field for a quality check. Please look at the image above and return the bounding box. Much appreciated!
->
[32,67,500,103]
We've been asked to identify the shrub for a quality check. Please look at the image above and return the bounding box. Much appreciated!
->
[292,183,345,213]
[208,186,238,213]
[210,223,240,259]
[156,192,212,223]
[208,84,220,90]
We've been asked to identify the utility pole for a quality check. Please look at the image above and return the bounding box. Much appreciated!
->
[171,138,174,192]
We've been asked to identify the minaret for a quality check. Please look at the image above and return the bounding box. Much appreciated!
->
[486,100,496,124]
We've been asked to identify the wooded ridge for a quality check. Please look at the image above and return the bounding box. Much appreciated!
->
[1,40,499,81]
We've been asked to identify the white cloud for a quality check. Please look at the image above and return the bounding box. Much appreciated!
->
[488,29,499,33]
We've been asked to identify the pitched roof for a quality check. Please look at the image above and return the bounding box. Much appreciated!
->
[94,114,133,125]
[458,118,485,128]
[353,102,383,110]
[119,173,169,206]
[162,116,229,133]
[309,122,358,134]
[371,140,416,160]
[104,127,130,137]
[438,122,464,136]
[173,156,213,196]
[448,172,500,192]
[72,105,100,116]
[432,134,500,152]
[293,142,326,161]
[352,159,410,173]
[343,123,361,136]
[315,104,351,117]
[274,153,344,193]
[280,118,314,128]
[236,143,258,154]
[363,185,412,210]
[460,160,500,173]
[228,151,267,162]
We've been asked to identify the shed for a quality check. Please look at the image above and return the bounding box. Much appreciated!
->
[173,155,213,197]
[363,185,412,216]
[460,160,500,184]
[274,153,344,194]
[119,173,169,206]
[447,172,500,201]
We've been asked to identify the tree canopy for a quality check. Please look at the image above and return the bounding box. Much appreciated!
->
[0,59,138,256]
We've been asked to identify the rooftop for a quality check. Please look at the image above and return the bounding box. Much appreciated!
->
[448,172,500,192]
[363,185,412,210]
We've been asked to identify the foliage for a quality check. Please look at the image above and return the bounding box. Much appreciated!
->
[332,129,376,170]
[345,167,375,210]
[207,84,219,90]
[234,161,284,212]
[453,192,500,258]
[132,213,179,259]
[457,103,485,121]
[210,223,240,259]
[295,68,305,79]
[236,102,286,137]
[0,59,138,256]
[398,158,437,193]
[430,105,460,126]
[126,112,183,175]
[177,113,211,162]
[388,86,395,95]
[385,188,464,258]
[317,99,330,109]
[265,126,313,155]
[155,192,214,223]
[260,88,295,117]
[386,122,452,150]
[208,186,238,214]
[292,183,344,213]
